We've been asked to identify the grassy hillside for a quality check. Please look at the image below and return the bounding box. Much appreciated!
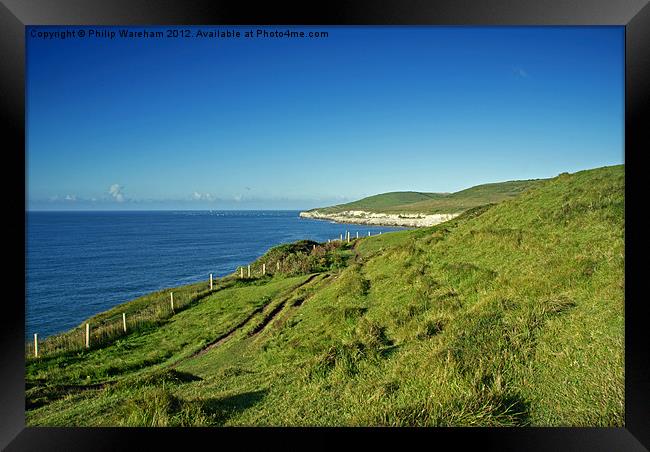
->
[310,179,543,215]
[315,191,445,212]
[26,165,624,427]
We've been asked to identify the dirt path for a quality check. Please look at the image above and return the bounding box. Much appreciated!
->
[171,273,323,367]
[27,274,327,406]
[248,273,336,337]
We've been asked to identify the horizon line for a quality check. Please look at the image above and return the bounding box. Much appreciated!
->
[26,208,309,212]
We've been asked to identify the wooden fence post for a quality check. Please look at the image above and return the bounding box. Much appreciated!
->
[34,333,38,358]
[210,273,213,290]
[247,265,251,278]
[262,263,266,275]
[340,234,343,241]
[170,292,175,312]
[240,267,244,278]
[368,231,371,236]
[347,231,350,243]
[277,261,280,271]
[356,231,359,239]
[85,323,90,349]
[122,313,127,333]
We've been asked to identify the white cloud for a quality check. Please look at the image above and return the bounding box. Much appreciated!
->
[192,192,215,201]
[64,194,77,201]
[108,184,125,202]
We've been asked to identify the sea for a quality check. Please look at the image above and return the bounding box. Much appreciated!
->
[26,210,404,339]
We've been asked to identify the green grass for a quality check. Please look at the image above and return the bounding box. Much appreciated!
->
[26,165,624,427]
[313,191,444,212]
[309,179,543,215]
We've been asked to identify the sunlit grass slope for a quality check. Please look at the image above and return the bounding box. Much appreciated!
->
[309,179,543,215]
[26,165,624,427]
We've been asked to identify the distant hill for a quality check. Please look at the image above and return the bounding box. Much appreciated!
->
[308,179,544,215]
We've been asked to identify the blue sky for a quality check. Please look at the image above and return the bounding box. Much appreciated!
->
[27,26,624,210]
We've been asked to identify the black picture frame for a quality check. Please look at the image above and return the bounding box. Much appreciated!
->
[1,0,647,449]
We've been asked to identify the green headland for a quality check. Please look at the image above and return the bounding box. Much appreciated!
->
[26,165,624,426]
[299,178,544,227]
[306,179,543,215]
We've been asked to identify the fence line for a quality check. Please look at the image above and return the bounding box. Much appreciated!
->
[26,275,222,360]
[26,233,379,359]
